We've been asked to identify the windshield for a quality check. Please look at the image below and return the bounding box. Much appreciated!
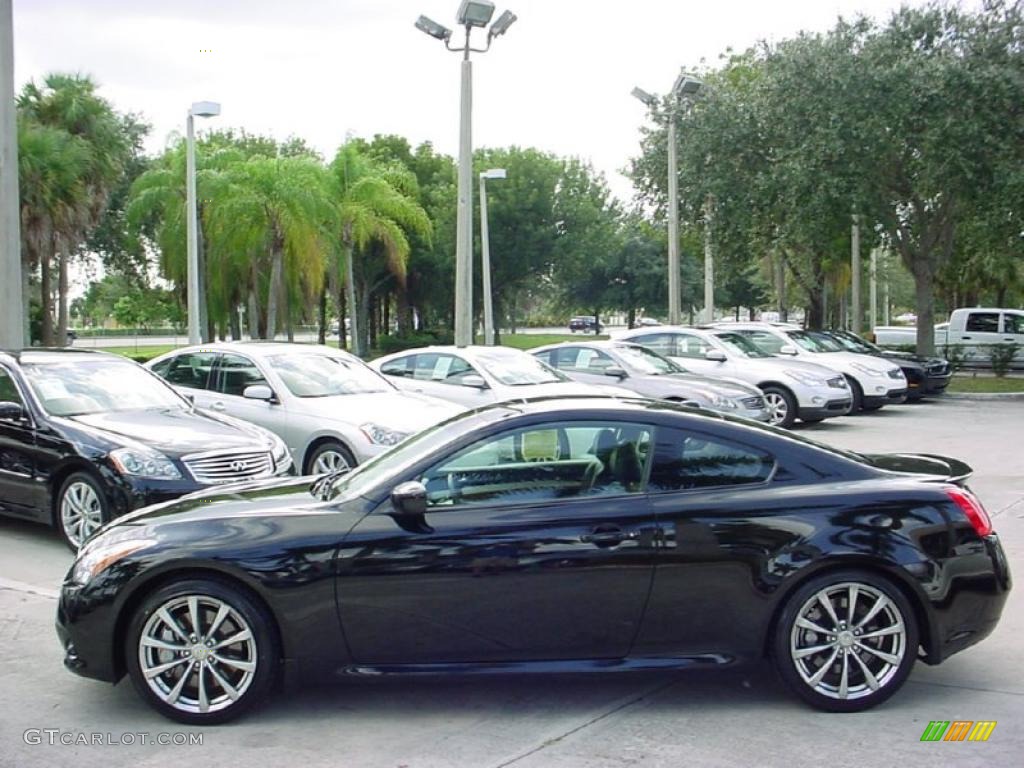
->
[475,350,567,386]
[713,332,773,359]
[830,331,879,354]
[268,353,392,397]
[614,344,681,375]
[786,331,835,353]
[23,360,187,417]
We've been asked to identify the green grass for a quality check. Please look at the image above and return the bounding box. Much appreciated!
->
[947,375,1024,393]
[500,333,608,350]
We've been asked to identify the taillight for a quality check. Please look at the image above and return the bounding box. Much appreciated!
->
[946,487,993,537]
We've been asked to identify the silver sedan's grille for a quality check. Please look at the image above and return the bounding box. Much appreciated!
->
[184,450,274,484]
[827,376,848,389]
[741,396,765,410]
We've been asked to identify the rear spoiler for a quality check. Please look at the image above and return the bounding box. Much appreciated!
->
[863,453,973,485]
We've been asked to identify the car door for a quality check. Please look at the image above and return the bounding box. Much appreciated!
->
[335,419,661,664]
[0,365,45,517]
[960,311,1001,360]
[208,352,288,436]
[402,352,495,408]
[1000,312,1024,365]
[150,351,218,409]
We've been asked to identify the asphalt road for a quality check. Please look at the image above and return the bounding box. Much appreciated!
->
[0,397,1021,768]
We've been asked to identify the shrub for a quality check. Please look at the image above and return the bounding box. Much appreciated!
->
[376,329,454,355]
[988,343,1020,378]
[941,344,972,373]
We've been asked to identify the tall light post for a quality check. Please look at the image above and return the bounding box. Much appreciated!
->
[185,100,220,345]
[479,168,505,345]
[415,2,517,347]
[851,212,862,333]
[632,72,702,326]
[0,0,24,349]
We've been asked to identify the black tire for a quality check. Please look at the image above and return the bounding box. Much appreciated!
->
[56,471,110,552]
[771,569,919,712]
[844,375,864,412]
[761,386,797,428]
[304,440,357,476]
[125,578,278,725]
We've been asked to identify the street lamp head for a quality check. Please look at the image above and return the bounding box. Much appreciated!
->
[631,87,658,107]
[672,72,702,98]
[488,9,517,38]
[190,101,221,118]
[415,15,453,41]
[457,0,495,27]
[481,168,507,179]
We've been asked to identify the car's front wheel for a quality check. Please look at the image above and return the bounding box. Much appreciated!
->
[57,472,109,551]
[305,440,356,476]
[772,570,919,712]
[126,579,278,724]
[761,386,797,428]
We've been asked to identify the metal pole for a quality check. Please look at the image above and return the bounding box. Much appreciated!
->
[882,251,890,326]
[479,174,495,345]
[454,47,474,347]
[0,0,24,349]
[185,111,201,344]
[703,194,714,323]
[869,247,878,333]
[850,213,861,333]
[666,117,680,325]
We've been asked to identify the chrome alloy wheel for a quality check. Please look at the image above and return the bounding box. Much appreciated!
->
[60,481,103,549]
[789,582,907,701]
[138,595,258,715]
[763,392,789,426]
[312,448,351,475]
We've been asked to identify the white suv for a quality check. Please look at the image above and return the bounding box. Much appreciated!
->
[617,326,851,427]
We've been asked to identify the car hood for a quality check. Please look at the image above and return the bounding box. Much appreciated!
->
[879,350,946,367]
[496,380,628,400]
[811,350,903,374]
[864,453,973,483]
[662,373,761,399]
[56,408,273,457]
[289,391,464,429]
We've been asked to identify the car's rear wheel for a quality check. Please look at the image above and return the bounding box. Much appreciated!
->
[761,386,797,428]
[125,579,278,724]
[305,441,356,476]
[57,472,109,551]
[772,570,918,712]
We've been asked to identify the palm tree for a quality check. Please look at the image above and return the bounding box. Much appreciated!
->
[329,142,432,355]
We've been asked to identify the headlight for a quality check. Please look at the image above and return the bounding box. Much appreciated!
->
[360,423,410,446]
[850,362,884,376]
[710,395,738,410]
[784,369,825,386]
[269,435,292,472]
[70,538,155,584]
[109,448,181,479]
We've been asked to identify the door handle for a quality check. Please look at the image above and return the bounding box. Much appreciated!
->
[961,336,972,340]
[580,526,640,547]
[210,402,225,411]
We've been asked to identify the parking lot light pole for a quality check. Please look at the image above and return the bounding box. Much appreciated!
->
[186,100,220,345]
[479,168,506,345]
[415,2,516,347]
[632,72,702,326]
[0,0,24,349]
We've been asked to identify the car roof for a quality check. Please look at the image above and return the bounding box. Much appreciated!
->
[151,342,359,360]
[376,345,533,360]
[0,348,124,365]
[531,340,644,353]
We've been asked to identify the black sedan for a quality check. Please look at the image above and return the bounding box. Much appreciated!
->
[57,397,1009,724]
[825,330,951,399]
[0,349,293,549]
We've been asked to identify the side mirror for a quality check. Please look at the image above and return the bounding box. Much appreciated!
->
[603,366,628,379]
[461,374,488,389]
[391,480,427,516]
[0,401,26,422]
[243,384,274,401]
[778,345,799,356]
[704,349,727,362]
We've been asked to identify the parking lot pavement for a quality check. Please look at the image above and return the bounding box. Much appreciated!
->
[0,397,1021,768]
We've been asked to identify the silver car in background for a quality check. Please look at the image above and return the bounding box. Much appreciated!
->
[617,326,852,427]
[146,343,461,474]
[530,340,770,422]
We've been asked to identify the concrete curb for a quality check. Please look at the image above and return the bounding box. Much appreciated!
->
[943,392,1024,401]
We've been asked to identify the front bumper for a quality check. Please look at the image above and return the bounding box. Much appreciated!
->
[798,397,853,421]
[863,387,908,407]
[56,580,120,683]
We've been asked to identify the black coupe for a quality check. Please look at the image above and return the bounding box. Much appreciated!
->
[56,397,1009,723]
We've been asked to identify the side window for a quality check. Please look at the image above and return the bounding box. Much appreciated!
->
[1002,314,1024,335]
[649,427,774,492]
[158,352,217,390]
[411,354,476,386]
[674,333,712,359]
[0,368,25,407]
[420,422,652,509]
[965,313,1000,333]
[379,356,413,377]
[550,347,615,373]
[738,330,785,355]
[630,333,676,357]
[216,354,268,397]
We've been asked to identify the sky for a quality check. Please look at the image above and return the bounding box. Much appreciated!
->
[14,0,948,204]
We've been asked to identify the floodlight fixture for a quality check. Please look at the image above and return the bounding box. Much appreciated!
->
[190,101,221,118]
[457,0,495,27]
[672,72,703,98]
[481,168,507,179]
[631,87,657,107]
[489,10,517,38]
[415,15,453,41]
